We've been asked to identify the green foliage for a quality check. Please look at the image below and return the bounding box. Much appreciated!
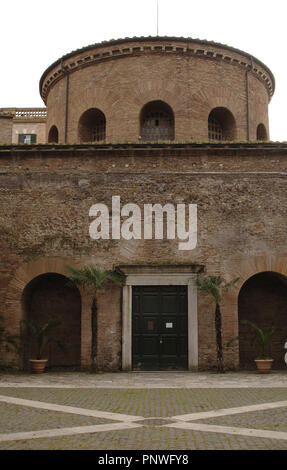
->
[195,274,240,373]
[241,320,276,360]
[65,265,124,294]
[194,275,240,305]
[21,320,64,360]
[65,265,124,370]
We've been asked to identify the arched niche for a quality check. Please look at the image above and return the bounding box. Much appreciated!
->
[21,272,81,370]
[238,271,287,369]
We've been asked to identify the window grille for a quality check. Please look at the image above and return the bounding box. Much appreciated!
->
[92,117,106,141]
[141,103,174,141]
[208,117,223,141]
[78,109,106,142]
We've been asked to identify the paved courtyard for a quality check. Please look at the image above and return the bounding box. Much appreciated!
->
[0,370,286,450]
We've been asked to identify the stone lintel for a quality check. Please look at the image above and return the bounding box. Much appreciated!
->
[117,264,205,277]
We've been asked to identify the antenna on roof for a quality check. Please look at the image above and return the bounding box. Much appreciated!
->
[157,0,159,36]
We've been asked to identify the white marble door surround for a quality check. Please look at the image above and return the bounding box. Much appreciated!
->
[118,264,204,371]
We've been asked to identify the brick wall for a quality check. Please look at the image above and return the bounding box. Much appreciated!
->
[0,143,287,370]
[0,115,13,144]
[41,38,273,144]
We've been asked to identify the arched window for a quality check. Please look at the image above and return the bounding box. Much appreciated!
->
[256,123,267,141]
[48,125,59,143]
[140,101,174,141]
[208,107,236,141]
[78,108,106,142]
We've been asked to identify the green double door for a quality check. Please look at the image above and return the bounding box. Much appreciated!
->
[132,286,188,370]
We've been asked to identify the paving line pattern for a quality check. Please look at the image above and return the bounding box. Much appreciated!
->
[0,395,143,422]
[170,400,287,422]
[165,422,287,441]
[1,394,287,444]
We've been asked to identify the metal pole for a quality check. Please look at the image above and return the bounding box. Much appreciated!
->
[246,69,250,141]
[61,60,69,144]
[157,0,159,36]
[64,73,69,144]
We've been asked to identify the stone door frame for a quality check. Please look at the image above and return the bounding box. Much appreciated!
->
[118,265,204,371]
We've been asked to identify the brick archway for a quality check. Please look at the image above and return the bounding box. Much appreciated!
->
[140,100,175,142]
[21,272,81,369]
[222,253,287,369]
[78,108,106,142]
[4,258,93,369]
[238,271,287,369]
[208,107,236,141]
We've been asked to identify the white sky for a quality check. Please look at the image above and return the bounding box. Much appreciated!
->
[1,0,286,141]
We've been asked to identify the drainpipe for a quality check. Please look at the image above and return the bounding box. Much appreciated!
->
[246,69,250,141]
[246,56,254,142]
[61,60,69,144]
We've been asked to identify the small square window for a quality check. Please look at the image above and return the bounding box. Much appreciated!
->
[18,134,37,144]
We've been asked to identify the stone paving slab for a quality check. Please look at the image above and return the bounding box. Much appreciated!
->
[1,426,287,451]
[196,407,287,432]
[0,372,286,450]
[0,370,287,388]
[0,402,114,433]
[0,387,286,418]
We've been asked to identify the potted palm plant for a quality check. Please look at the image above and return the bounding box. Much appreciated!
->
[21,320,64,373]
[241,320,276,374]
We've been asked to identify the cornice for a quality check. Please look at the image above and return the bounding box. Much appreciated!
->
[39,36,275,105]
[1,142,287,156]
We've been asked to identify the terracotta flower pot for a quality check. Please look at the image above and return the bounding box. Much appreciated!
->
[254,359,273,374]
[29,359,48,374]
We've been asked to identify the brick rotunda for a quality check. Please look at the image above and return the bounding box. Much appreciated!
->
[0,37,286,372]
